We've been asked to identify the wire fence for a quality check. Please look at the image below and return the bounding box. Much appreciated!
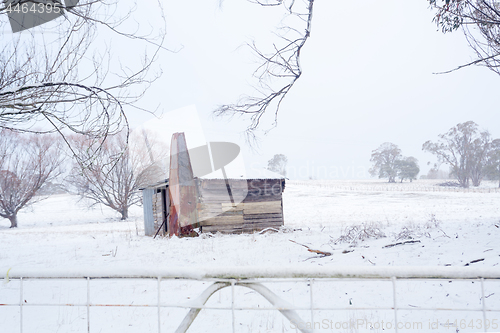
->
[288,181,500,193]
[1,266,500,333]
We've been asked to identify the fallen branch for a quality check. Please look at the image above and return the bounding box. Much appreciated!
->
[465,258,485,266]
[289,240,332,257]
[437,228,450,238]
[383,240,421,248]
[361,255,376,265]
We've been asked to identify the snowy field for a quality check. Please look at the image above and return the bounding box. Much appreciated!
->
[1,180,500,332]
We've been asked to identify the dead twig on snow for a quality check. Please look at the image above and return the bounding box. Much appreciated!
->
[383,240,421,248]
[289,240,332,257]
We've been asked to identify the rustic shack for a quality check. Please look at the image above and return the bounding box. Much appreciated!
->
[141,133,286,236]
[142,170,285,236]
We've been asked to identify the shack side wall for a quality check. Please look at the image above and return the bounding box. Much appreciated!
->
[143,189,155,236]
[198,179,284,233]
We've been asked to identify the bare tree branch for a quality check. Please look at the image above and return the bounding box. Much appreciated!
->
[0,0,168,166]
[430,0,500,75]
[214,0,315,140]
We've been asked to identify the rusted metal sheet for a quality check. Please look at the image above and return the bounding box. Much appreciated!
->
[168,133,198,236]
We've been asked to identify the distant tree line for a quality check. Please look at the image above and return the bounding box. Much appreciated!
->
[369,143,420,183]
[370,121,500,188]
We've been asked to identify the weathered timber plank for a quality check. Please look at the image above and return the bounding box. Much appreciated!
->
[204,220,282,229]
[247,179,282,186]
[202,222,282,234]
[242,202,283,214]
[221,201,280,209]
[201,215,244,225]
[243,217,283,224]
[201,221,246,227]
[197,203,222,211]
[221,210,244,216]
[243,212,282,219]
[200,180,248,190]
[199,188,249,195]
[199,192,248,201]
[242,219,283,225]
[240,220,283,226]
[242,194,282,203]
[199,187,282,202]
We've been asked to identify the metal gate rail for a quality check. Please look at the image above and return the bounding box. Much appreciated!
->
[2,266,500,333]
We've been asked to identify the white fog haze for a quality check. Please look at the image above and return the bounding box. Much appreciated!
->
[1,1,500,332]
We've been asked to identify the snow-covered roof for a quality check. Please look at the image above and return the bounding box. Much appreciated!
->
[141,168,285,188]
[198,168,286,180]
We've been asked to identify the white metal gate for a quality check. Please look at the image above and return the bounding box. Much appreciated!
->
[1,266,499,333]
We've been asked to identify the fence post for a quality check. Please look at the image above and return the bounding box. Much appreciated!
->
[158,276,162,333]
[231,279,236,333]
[309,279,314,332]
[20,277,23,333]
[87,277,90,333]
[481,278,488,333]
[392,276,398,333]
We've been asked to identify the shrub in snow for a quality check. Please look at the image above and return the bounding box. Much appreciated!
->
[332,223,386,247]
[395,215,443,240]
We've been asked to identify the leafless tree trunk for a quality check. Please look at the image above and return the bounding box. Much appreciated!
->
[0,0,167,166]
[0,129,63,227]
[8,215,17,228]
[67,129,168,220]
[214,0,315,140]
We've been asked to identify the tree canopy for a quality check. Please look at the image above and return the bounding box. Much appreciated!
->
[429,0,500,75]
[422,121,492,188]
[267,154,288,177]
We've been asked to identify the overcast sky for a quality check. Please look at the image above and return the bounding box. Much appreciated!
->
[92,0,500,179]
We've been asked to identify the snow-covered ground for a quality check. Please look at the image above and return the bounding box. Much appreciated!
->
[1,180,499,332]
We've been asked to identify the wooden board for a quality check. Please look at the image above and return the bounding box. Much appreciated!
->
[199,179,248,190]
[196,178,284,234]
[221,201,282,214]
[201,215,244,226]
[202,221,282,233]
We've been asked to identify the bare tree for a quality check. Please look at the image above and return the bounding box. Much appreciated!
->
[0,129,62,227]
[214,0,315,139]
[68,129,167,220]
[0,1,167,165]
[429,0,500,75]
[422,121,491,188]
[267,153,288,177]
[369,143,402,183]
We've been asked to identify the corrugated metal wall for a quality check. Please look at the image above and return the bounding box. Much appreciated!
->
[142,188,155,236]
